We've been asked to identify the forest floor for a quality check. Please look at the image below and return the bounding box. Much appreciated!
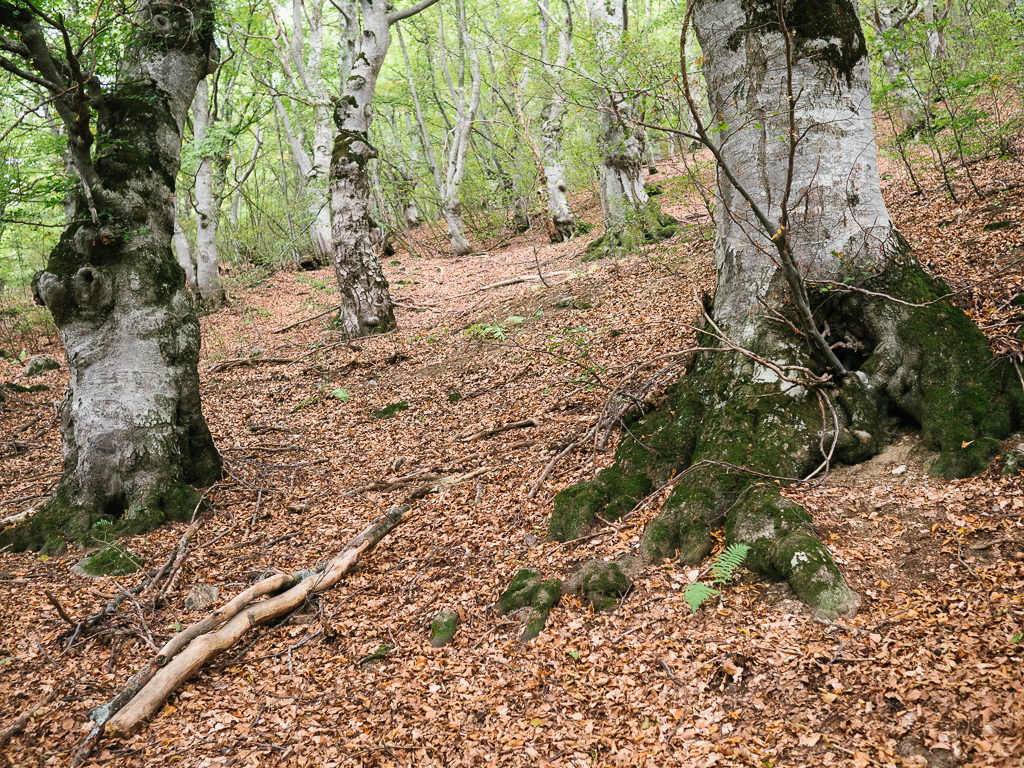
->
[2,143,1024,768]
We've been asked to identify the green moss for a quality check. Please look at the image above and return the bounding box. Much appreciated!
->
[77,544,144,577]
[498,569,544,614]
[547,465,650,542]
[726,486,813,575]
[579,562,632,612]
[331,129,374,169]
[429,609,459,648]
[371,401,409,420]
[522,580,561,641]
[498,570,561,641]
[772,532,859,620]
[727,0,868,86]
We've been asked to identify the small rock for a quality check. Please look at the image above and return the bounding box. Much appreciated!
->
[1002,444,1024,477]
[185,584,220,611]
[892,465,907,476]
[24,356,60,377]
[429,609,458,648]
[287,503,311,514]
[521,532,538,547]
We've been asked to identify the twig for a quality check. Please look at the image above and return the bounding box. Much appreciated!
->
[459,418,539,442]
[271,304,340,334]
[44,590,80,627]
[527,424,599,499]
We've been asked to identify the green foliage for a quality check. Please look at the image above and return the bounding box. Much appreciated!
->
[682,544,750,613]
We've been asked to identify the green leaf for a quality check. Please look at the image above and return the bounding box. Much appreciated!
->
[683,582,720,613]
[331,388,350,401]
[1012,632,1023,643]
[708,543,750,585]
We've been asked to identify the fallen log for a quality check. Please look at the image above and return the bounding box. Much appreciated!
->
[77,506,411,751]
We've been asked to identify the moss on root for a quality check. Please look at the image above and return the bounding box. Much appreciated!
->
[551,253,1016,618]
[497,569,562,641]
[566,560,633,612]
[0,480,204,554]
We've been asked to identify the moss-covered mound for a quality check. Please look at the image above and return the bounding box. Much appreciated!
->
[497,569,562,641]
[550,255,1022,619]
[583,205,679,261]
[1,482,204,555]
[566,560,633,612]
[429,609,459,648]
[73,544,144,578]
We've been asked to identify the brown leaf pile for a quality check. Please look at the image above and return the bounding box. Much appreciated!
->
[1,147,1023,768]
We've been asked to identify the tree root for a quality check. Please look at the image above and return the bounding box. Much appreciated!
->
[72,506,411,759]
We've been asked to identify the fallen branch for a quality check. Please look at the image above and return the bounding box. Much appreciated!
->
[271,304,340,334]
[459,418,539,442]
[527,424,599,500]
[207,357,304,373]
[418,271,570,306]
[77,506,412,750]
[0,684,64,750]
[405,467,492,501]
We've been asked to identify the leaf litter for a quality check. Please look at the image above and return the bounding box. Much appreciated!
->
[1,149,1023,767]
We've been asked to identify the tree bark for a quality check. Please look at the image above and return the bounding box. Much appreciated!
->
[586,0,649,231]
[546,0,1023,621]
[539,0,578,242]
[192,79,227,307]
[268,0,333,267]
[1,0,222,553]
[328,0,440,337]
[437,0,482,256]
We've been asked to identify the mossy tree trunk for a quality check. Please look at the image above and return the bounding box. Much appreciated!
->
[548,0,1023,620]
[328,0,440,337]
[0,0,223,552]
[586,0,650,231]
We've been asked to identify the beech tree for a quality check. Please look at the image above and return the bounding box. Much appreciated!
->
[538,0,579,242]
[328,0,440,337]
[0,0,222,552]
[548,0,1023,619]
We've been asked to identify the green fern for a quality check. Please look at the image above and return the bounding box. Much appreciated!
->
[683,582,721,613]
[682,543,750,613]
[708,543,751,585]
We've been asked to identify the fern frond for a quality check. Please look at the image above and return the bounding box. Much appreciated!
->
[683,582,721,613]
[707,543,751,585]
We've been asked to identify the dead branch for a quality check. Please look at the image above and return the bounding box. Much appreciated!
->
[271,304,341,334]
[345,469,444,497]
[83,506,411,744]
[417,271,571,306]
[527,424,599,500]
[44,589,80,627]
[206,357,304,373]
[404,467,492,501]
[0,684,64,750]
[459,418,539,442]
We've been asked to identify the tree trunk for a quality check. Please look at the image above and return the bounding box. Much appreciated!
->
[546,0,1023,620]
[873,4,925,132]
[268,0,333,268]
[587,0,648,231]
[1,0,222,553]
[438,0,482,257]
[172,210,196,290]
[539,0,578,243]
[328,0,404,338]
[192,79,226,307]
